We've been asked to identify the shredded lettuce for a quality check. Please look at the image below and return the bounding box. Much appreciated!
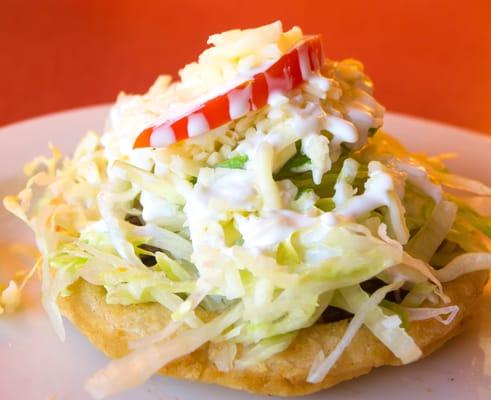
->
[403,183,435,232]
[406,200,458,262]
[215,154,248,169]
[401,282,437,307]
[435,252,491,282]
[132,224,193,261]
[446,196,491,252]
[333,283,421,364]
[401,305,460,325]
[432,170,491,196]
[209,341,237,372]
[85,303,243,398]
[3,35,491,399]
[299,223,403,289]
[112,160,186,205]
[234,332,297,369]
[308,281,421,383]
[380,300,410,330]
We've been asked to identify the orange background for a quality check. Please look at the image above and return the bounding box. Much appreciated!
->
[1,0,491,134]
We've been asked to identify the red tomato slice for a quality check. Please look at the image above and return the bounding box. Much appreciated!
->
[134,35,324,149]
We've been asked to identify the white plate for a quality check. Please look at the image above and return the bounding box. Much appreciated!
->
[0,106,490,400]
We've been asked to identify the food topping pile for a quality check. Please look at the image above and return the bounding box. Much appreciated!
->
[4,21,491,398]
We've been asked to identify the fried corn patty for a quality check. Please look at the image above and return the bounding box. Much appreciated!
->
[58,269,488,396]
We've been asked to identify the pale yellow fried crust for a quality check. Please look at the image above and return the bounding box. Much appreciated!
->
[58,270,489,396]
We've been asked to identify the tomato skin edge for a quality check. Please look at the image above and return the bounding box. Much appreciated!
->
[251,74,268,110]
[134,127,153,148]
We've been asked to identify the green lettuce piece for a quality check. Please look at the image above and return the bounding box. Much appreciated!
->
[446,196,491,252]
[315,198,335,211]
[333,284,422,364]
[45,251,87,340]
[238,288,320,343]
[405,200,458,262]
[300,225,402,291]
[401,282,437,307]
[276,236,301,268]
[49,252,87,297]
[229,223,401,345]
[281,152,310,171]
[79,222,118,255]
[275,141,311,179]
[289,166,368,199]
[220,219,243,246]
[50,238,196,312]
[234,332,297,369]
[380,299,410,330]
[402,184,436,233]
[154,252,196,281]
[113,160,185,205]
[215,154,248,169]
[452,196,491,237]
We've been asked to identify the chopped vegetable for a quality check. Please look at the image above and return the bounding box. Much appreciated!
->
[405,200,458,262]
[215,154,249,169]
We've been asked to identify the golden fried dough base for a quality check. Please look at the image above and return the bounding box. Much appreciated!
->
[58,270,489,396]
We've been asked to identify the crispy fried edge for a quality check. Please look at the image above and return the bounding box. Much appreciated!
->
[58,270,489,396]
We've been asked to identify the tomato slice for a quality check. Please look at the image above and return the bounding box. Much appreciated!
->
[134,35,324,149]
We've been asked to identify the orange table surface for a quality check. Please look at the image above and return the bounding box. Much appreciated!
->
[1,1,491,135]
